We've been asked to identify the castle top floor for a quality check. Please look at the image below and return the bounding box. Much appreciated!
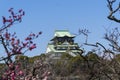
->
[51,30,76,41]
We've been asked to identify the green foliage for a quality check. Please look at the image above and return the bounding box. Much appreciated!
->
[86,51,99,61]
[70,55,84,63]
[66,55,85,73]
[61,52,73,59]
[15,54,46,64]
[28,55,40,63]
[114,54,120,62]
[0,63,5,70]
[28,54,46,63]
[39,53,46,60]
[17,55,29,60]
[0,63,6,77]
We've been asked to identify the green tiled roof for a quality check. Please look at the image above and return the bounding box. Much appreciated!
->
[54,30,75,37]
[47,44,82,53]
[48,44,66,52]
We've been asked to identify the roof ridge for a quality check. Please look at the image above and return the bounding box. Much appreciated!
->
[55,30,69,32]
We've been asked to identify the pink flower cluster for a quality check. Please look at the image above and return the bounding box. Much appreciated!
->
[2,30,42,56]
[2,8,25,25]
[0,8,42,80]
[2,63,24,80]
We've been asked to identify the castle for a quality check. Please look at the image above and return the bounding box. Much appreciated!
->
[46,30,83,59]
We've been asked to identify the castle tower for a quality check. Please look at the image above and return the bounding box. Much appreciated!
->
[46,30,83,58]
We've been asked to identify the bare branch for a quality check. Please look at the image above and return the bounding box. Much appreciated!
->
[104,27,120,52]
[107,0,120,23]
[79,29,90,43]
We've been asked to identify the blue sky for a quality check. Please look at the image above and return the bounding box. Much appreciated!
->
[0,0,120,57]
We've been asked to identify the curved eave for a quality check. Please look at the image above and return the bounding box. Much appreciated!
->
[51,36,75,41]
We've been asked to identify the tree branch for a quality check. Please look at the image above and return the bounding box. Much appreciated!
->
[107,0,120,23]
